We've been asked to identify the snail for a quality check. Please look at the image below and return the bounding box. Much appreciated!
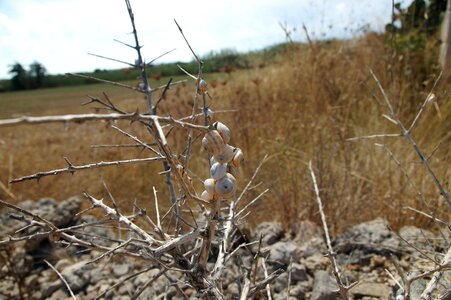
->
[210,162,227,180]
[197,79,207,94]
[214,144,235,164]
[214,121,231,144]
[204,178,216,195]
[203,130,224,156]
[215,173,237,197]
[231,148,244,168]
[201,190,214,202]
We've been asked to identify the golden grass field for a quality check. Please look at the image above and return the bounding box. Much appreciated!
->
[0,34,449,233]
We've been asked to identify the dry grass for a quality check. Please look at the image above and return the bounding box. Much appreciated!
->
[0,33,449,233]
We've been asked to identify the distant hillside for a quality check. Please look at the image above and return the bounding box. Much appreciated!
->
[0,43,305,92]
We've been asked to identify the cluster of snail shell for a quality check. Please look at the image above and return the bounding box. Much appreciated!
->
[201,121,244,202]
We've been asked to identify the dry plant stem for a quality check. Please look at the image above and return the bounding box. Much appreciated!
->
[124,0,153,114]
[309,161,356,299]
[83,193,160,246]
[94,265,161,300]
[408,71,442,133]
[405,207,449,228]
[130,269,168,300]
[111,125,161,156]
[87,52,135,67]
[0,180,16,200]
[375,143,427,205]
[10,157,162,183]
[420,246,451,300]
[91,143,156,149]
[262,257,273,300]
[0,114,210,132]
[236,189,269,218]
[248,268,284,298]
[370,69,449,205]
[148,48,176,65]
[240,275,251,300]
[346,133,401,141]
[66,72,143,93]
[44,260,77,300]
[236,155,269,205]
[198,198,220,270]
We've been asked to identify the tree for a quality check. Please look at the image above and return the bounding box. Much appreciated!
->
[29,61,46,89]
[8,62,27,90]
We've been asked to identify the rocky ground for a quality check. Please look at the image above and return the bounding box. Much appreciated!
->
[0,197,449,299]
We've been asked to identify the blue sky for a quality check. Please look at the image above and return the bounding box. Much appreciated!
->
[0,0,412,79]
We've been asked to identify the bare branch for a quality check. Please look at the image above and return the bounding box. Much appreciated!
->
[309,161,356,299]
[10,157,162,183]
[369,69,449,204]
[44,260,77,300]
[88,52,135,67]
[346,133,402,141]
[174,19,203,66]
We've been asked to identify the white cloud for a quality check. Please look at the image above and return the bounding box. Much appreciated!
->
[0,0,409,79]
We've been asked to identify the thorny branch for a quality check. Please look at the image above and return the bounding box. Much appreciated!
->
[10,157,163,183]
[369,69,449,205]
[309,161,358,299]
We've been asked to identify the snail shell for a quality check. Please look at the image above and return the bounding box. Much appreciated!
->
[210,162,227,180]
[231,148,244,168]
[215,173,237,197]
[197,79,207,94]
[214,121,231,144]
[201,190,214,202]
[204,178,216,194]
[206,108,214,118]
[204,130,224,156]
[214,144,235,164]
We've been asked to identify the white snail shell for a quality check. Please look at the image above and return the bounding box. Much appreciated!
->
[197,79,207,94]
[204,178,216,195]
[231,148,244,168]
[214,144,235,164]
[204,130,224,156]
[215,173,237,197]
[206,108,214,118]
[210,162,227,180]
[201,190,214,202]
[214,121,231,144]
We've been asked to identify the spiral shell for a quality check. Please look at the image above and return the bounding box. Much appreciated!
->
[214,121,231,144]
[215,173,237,197]
[197,79,207,94]
[210,162,227,180]
[214,144,235,164]
[231,148,244,168]
[206,108,214,118]
[204,178,216,195]
[204,130,224,156]
[201,190,214,202]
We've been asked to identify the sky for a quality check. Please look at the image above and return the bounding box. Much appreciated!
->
[0,0,412,79]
